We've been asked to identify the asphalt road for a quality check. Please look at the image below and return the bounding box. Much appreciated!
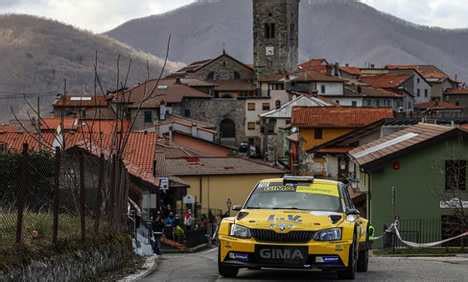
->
[142,248,468,282]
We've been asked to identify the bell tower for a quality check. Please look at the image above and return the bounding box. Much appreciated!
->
[253,0,300,80]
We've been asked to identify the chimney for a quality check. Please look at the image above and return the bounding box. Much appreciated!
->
[168,125,173,144]
[191,123,198,138]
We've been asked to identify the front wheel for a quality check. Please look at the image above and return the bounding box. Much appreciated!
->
[357,249,369,272]
[338,238,358,280]
[218,248,239,278]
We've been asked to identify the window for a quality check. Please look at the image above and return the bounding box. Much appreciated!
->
[417,89,421,97]
[262,103,271,111]
[144,111,153,123]
[275,100,281,109]
[248,103,256,111]
[264,23,275,39]
[0,143,6,153]
[234,71,240,80]
[184,109,191,117]
[351,101,357,107]
[207,72,214,80]
[321,85,326,94]
[314,128,323,139]
[248,122,256,130]
[271,83,284,90]
[424,89,428,97]
[366,100,372,106]
[445,160,466,191]
[417,78,420,84]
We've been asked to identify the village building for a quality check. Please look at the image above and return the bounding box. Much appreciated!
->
[259,95,332,162]
[53,95,115,119]
[386,64,459,99]
[289,106,394,175]
[414,100,464,120]
[349,123,468,247]
[444,88,468,116]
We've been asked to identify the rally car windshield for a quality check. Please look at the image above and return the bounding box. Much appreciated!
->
[244,183,342,212]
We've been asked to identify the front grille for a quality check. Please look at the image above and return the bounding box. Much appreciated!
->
[251,229,315,243]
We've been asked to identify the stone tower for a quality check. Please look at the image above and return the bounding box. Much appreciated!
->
[253,0,300,80]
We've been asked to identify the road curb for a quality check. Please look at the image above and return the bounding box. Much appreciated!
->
[118,255,159,282]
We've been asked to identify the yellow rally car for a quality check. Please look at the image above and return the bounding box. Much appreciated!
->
[217,176,369,280]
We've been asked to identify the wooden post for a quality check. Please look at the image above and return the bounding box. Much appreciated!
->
[79,151,86,241]
[52,147,61,245]
[94,153,104,234]
[15,143,28,244]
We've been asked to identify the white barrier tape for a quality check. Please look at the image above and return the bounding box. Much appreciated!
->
[393,225,468,248]
[370,224,395,241]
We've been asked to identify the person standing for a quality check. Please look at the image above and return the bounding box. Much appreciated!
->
[151,214,164,255]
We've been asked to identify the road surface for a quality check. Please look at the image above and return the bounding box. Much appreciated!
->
[142,248,468,281]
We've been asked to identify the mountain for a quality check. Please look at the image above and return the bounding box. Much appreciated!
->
[106,0,468,82]
[0,14,180,121]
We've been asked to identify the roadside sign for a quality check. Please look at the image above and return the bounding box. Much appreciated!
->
[160,177,169,193]
[183,194,195,205]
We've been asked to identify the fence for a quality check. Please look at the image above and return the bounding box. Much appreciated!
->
[0,143,130,256]
[379,217,468,250]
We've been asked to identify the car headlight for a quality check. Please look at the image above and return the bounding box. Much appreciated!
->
[230,224,251,239]
[314,228,342,241]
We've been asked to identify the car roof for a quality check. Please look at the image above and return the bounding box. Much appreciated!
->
[259,178,341,186]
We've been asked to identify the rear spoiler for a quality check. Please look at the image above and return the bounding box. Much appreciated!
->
[283,175,315,184]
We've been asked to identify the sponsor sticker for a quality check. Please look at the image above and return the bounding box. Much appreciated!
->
[257,181,339,197]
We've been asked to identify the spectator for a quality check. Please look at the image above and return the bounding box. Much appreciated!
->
[164,212,175,240]
[184,210,193,231]
[151,215,164,255]
[174,225,185,243]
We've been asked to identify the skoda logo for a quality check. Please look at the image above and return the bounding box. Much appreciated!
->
[279,224,287,231]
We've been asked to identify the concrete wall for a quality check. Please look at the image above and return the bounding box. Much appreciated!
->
[317,82,344,96]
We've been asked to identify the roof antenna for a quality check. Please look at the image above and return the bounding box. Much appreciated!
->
[222,42,226,55]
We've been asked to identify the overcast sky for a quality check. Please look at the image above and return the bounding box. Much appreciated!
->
[1,0,467,33]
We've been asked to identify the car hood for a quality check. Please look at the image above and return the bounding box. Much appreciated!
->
[235,209,344,232]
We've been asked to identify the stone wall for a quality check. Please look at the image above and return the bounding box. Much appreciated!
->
[186,54,254,81]
[0,236,132,282]
[181,98,246,145]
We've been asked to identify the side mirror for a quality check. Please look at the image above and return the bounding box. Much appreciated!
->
[232,205,242,212]
[346,208,360,216]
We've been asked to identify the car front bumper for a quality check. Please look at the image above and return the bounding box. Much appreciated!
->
[218,235,353,270]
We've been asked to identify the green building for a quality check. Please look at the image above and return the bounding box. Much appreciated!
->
[349,123,468,247]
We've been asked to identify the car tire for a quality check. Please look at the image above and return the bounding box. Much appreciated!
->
[338,233,358,280]
[357,249,369,273]
[218,248,239,278]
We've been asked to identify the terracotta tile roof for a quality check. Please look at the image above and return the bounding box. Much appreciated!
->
[156,133,231,159]
[40,117,77,131]
[386,65,450,82]
[115,78,210,108]
[343,85,404,98]
[298,58,330,74]
[445,88,468,95]
[317,147,354,154]
[53,95,110,108]
[160,114,215,130]
[290,70,344,83]
[165,157,285,176]
[0,123,18,133]
[359,73,412,89]
[349,123,459,167]
[77,119,130,135]
[0,130,158,187]
[257,72,288,82]
[173,52,253,76]
[415,101,463,110]
[292,107,394,128]
[340,66,362,76]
